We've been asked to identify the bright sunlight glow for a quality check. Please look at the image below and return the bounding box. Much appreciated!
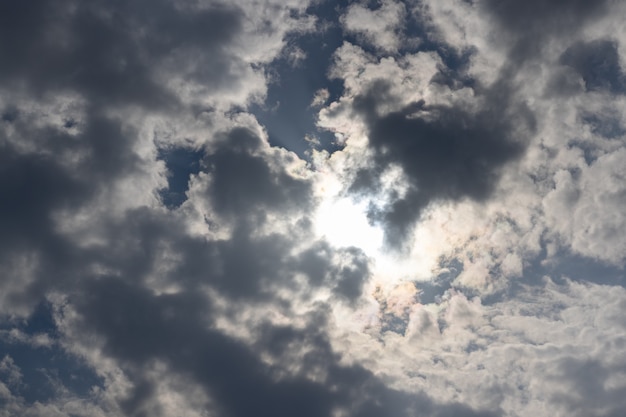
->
[315,197,384,257]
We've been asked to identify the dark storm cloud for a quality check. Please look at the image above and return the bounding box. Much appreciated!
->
[0,143,84,248]
[0,0,241,107]
[5,0,624,415]
[0,118,367,303]
[0,92,424,413]
[0,146,81,309]
[0,110,374,408]
[172,226,295,299]
[71,276,501,417]
[0,109,367,312]
[0,0,248,309]
[350,80,530,246]
[482,0,607,33]
[481,0,610,61]
[170,227,370,302]
[167,128,370,300]
[293,242,371,301]
[203,128,313,219]
[0,0,504,414]
[0,110,147,312]
[0,0,249,304]
[560,39,626,94]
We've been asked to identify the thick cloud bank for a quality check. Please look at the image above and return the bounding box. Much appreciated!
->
[1,1,625,416]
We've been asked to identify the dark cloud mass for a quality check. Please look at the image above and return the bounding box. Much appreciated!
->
[72,276,498,417]
[204,128,312,218]
[351,80,529,246]
[483,0,607,31]
[1,0,626,416]
[560,39,626,93]
[482,0,610,61]
[0,0,241,106]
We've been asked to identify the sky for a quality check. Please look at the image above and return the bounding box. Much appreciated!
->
[0,0,625,416]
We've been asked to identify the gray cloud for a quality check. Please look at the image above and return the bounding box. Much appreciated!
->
[67,275,500,417]
[0,0,241,108]
[349,79,531,246]
[560,38,626,93]
[1,0,626,416]
[550,358,626,417]
[203,128,313,219]
[0,107,160,315]
[481,0,610,61]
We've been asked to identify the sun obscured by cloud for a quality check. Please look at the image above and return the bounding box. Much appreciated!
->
[1,1,626,416]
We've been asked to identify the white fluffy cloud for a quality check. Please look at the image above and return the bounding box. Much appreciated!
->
[341,0,407,53]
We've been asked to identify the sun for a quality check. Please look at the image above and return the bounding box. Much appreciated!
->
[314,196,384,257]
[312,187,456,293]
[309,149,456,297]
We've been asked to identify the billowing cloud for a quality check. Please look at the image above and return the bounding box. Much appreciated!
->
[348,78,531,246]
[341,0,407,53]
[1,0,626,416]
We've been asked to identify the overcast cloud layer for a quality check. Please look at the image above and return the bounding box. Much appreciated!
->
[1,1,625,416]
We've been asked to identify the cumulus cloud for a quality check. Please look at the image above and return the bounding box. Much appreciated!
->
[341,0,407,53]
[1,0,626,416]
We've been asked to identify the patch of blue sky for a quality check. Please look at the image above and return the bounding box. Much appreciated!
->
[0,301,103,404]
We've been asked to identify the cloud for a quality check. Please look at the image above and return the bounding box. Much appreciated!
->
[1,0,626,416]
[0,0,241,108]
[481,0,611,62]
[327,277,626,416]
[200,128,312,220]
[560,38,626,93]
[542,148,626,264]
[341,0,407,53]
[349,79,530,246]
[49,272,501,417]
